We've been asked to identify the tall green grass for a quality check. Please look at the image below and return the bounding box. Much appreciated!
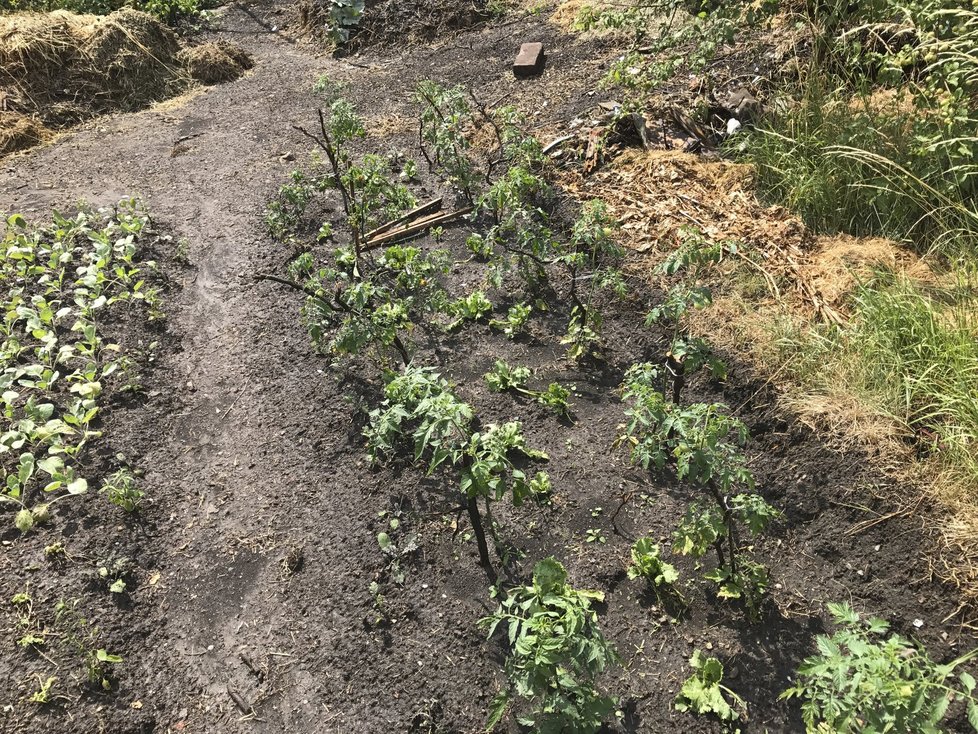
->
[730,4,978,486]
[847,275,978,476]
[731,5,978,258]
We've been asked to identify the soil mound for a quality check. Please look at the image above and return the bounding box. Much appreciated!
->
[179,40,253,84]
[0,110,49,155]
[0,9,251,155]
[298,0,489,49]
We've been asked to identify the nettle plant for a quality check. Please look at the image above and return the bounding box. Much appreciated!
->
[484,359,572,418]
[620,363,779,614]
[645,227,733,401]
[480,558,619,733]
[364,365,549,580]
[782,602,978,733]
[0,202,156,532]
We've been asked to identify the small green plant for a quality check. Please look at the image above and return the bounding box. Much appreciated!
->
[646,227,732,400]
[627,537,679,592]
[781,602,978,733]
[376,528,418,585]
[489,302,532,338]
[620,364,779,614]
[484,360,572,418]
[53,599,123,690]
[29,675,57,704]
[480,558,618,733]
[585,527,606,544]
[325,0,365,43]
[100,468,143,513]
[365,365,549,580]
[675,649,746,724]
[561,305,603,363]
[447,290,492,328]
[265,169,332,241]
[96,556,132,595]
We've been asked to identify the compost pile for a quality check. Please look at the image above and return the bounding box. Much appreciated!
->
[0,8,252,154]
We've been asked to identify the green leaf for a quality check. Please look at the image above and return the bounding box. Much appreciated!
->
[15,509,33,533]
[486,690,509,731]
[95,649,122,664]
[961,671,976,693]
[66,478,88,495]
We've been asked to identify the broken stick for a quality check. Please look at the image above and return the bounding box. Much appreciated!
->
[363,206,474,250]
[363,197,443,241]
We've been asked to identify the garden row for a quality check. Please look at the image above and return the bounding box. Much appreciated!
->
[1,202,163,707]
[262,79,978,732]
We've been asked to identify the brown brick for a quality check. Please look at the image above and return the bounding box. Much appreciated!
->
[513,42,545,78]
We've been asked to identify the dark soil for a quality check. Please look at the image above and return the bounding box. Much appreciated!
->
[0,1,973,733]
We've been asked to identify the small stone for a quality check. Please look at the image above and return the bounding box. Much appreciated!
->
[513,42,545,78]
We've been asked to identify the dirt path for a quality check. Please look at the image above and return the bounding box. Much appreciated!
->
[2,3,973,733]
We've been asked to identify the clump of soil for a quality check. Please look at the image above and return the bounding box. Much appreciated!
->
[0,111,49,155]
[179,40,254,84]
[297,0,489,49]
[0,8,251,155]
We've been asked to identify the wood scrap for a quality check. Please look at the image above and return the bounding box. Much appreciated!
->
[363,197,443,241]
[363,206,474,250]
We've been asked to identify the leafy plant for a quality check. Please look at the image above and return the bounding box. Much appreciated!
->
[675,649,747,724]
[96,556,132,595]
[782,602,978,733]
[326,0,364,44]
[29,675,57,704]
[627,537,679,593]
[561,305,604,363]
[447,290,492,328]
[484,360,572,418]
[291,243,450,365]
[376,528,418,585]
[100,468,143,513]
[415,81,481,203]
[1,203,155,533]
[365,365,549,579]
[489,302,532,338]
[646,227,732,400]
[620,364,779,613]
[479,558,618,733]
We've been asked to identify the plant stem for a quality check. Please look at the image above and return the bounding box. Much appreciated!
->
[467,495,497,583]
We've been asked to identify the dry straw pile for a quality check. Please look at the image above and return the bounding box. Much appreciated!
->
[0,8,252,155]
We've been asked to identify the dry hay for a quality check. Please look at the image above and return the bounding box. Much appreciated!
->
[0,9,185,124]
[0,110,50,155]
[0,9,251,155]
[178,40,253,85]
[560,148,938,325]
